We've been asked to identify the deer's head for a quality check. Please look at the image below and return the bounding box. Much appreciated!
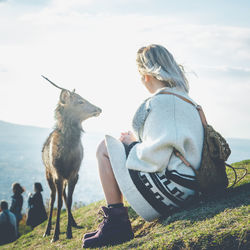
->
[42,75,102,124]
[59,89,102,122]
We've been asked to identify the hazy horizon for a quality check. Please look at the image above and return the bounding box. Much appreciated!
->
[1,119,250,141]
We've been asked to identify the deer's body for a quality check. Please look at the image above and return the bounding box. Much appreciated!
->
[42,79,101,242]
[43,127,83,180]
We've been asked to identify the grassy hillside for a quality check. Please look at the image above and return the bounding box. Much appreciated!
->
[1,160,250,250]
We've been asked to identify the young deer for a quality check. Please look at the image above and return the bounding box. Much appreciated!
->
[41,76,102,242]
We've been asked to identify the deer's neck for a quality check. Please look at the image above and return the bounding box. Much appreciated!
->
[55,105,84,147]
[56,117,82,147]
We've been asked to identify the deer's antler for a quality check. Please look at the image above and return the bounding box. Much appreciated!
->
[41,75,66,91]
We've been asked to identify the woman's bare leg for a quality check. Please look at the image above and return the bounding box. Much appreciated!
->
[96,140,123,205]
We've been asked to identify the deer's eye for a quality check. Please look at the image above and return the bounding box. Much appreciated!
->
[78,100,85,105]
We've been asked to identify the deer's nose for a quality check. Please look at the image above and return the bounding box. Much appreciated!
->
[96,107,102,114]
[93,107,102,117]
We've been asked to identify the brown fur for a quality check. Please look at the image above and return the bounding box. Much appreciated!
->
[42,89,101,242]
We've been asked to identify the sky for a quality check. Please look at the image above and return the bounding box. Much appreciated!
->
[0,0,250,139]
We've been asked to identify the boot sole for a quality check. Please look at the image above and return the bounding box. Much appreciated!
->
[83,233,134,248]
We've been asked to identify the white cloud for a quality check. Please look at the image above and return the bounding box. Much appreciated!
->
[0,64,7,73]
[49,0,95,13]
[195,66,250,80]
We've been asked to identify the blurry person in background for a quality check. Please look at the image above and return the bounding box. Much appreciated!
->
[0,200,17,245]
[10,182,24,237]
[26,182,47,229]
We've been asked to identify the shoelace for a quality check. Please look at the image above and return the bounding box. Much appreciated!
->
[94,208,109,228]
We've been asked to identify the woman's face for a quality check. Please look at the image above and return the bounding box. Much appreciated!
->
[141,74,155,94]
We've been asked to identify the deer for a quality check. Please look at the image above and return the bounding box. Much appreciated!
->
[41,75,102,242]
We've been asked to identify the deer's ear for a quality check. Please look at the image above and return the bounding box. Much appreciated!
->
[60,90,70,105]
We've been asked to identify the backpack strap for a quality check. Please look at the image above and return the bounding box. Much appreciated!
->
[160,91,208,126]
[173,149,198,176]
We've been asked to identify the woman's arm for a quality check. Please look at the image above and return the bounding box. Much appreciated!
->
[28,193,41,207]
[120,131,138,157]
[126,95,178,173]
[123,141,139,157]
[28,194,34,206]
[9,197,16,213]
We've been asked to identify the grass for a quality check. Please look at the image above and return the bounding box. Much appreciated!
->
[1,160,249,249]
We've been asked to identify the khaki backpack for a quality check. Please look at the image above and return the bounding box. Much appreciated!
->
[160,91,238,195]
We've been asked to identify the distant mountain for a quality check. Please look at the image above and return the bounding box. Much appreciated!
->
[0,120,50,170]
[0,120,50,147]
[0,121,51,205]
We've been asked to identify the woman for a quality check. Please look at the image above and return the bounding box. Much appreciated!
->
[26,183,47,229]
[82,44,204,248]
[10,183,24,237]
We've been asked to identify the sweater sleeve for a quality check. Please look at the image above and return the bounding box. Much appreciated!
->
[123,141,139,157]
[126,95,178,173]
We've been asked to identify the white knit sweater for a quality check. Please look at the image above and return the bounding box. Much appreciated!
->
[126,87,204,175]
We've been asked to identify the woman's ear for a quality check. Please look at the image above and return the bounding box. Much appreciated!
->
[60,89,71,105]
[144,75,151,83]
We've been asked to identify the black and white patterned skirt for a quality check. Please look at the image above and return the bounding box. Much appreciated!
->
[128,168,198,217]
[105,135,199,221]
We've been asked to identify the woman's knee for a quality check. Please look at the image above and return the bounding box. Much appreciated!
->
[96,139,109,159]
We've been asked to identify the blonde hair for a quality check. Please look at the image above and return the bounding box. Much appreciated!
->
[136,44,189,93]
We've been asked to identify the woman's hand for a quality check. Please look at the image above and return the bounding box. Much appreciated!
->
[119,131,137,145]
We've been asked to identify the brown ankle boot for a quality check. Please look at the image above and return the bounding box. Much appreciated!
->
[82,206,134,248]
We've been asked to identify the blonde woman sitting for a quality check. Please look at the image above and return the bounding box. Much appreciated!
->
[82,44,203,248]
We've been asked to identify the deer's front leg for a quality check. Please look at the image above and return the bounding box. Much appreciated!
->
[51,179,63,242]
[66,175,79,238]
[44,177,56,237]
